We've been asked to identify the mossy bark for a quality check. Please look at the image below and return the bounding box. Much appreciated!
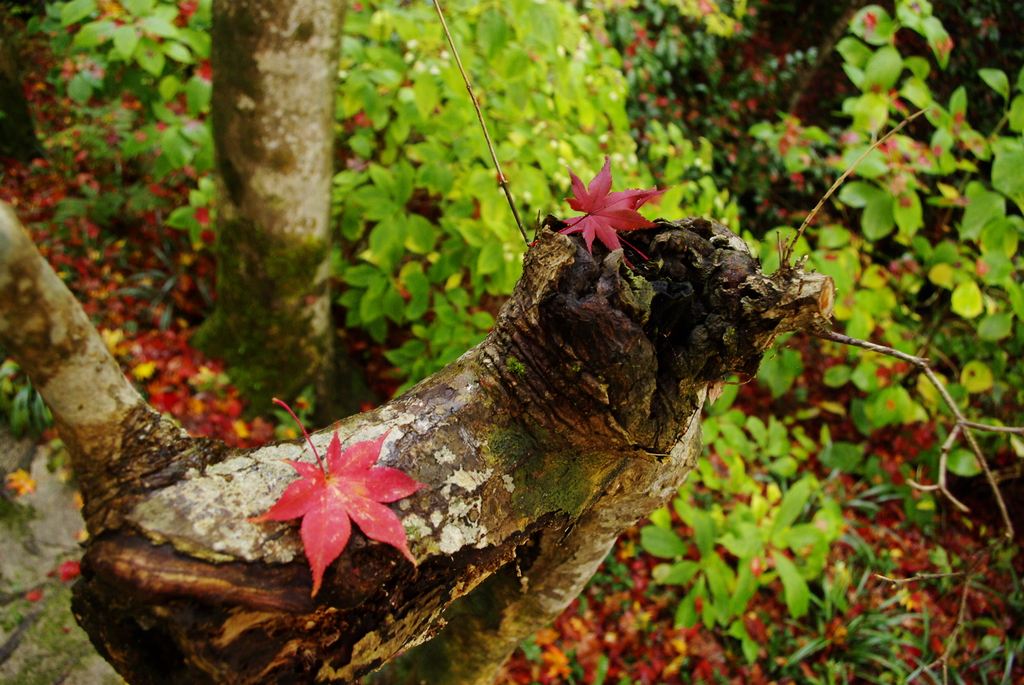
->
[195,0,348,418]
[1,202,834,684]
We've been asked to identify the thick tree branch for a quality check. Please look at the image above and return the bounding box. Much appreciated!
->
[0,203,833,684]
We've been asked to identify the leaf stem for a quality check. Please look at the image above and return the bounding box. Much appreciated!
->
[783,108,929,265]
[272,397,326,474]
[432,0,528,244]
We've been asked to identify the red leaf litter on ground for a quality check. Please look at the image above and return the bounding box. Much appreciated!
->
[47,560,82,583]
[558,156,667,259]
[250,400,424,597]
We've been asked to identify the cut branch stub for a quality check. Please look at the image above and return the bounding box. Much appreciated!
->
[0,202,833,684]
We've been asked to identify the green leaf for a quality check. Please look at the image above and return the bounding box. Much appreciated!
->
[1009,95,1024,133]
[403,270,430,321]
[852,92,891,133]
[691,509,718,558]
[960,360,993,393]
[344,264,381,288]
[470,311,494,330]
[758,347,803,398]
[382,285,405,324]
[475,9,508,61]
[901,76,933,109]
[951,280,983,319]
[160,127,193,169]
[893,190,922,237]
[61,0,97,26]
[675,588,699,628]
[772,551,810,618]
[772,478,813,536]
[851,6,894,46]
[836,180,876,208]
[979,68,1010,101]
[476,242,504,275]
[863,46,903,90]
[769,456,798,478]
[870,385,914,427]
[720,522,762,559]
[903,56,931,80]
[358,276,389,324]
[135,37,167,76]
[947,448,982,477]
[818,441,864,472]
[960,185,1005,241]
[836,37,872,69]
[640,526,687,559]
[413,74,439,119]
[184,75,212,113]
[113,24,140,60]
[1006,281,1024,322]
[166,206,197,231]
[140,16,180,39]
[992,150,1024,211]
[922,17,951,69]
[974,216,1015,259]
[162,40,193,64]
[67,73,93,103]
[978,312,1012,341]
[861,189,895,240]
[823,365,851,388]
[655,560,700,586]
[404,215,436,255]
[123,0,154,16]
[71,20,115,48]
[158,75,180,102]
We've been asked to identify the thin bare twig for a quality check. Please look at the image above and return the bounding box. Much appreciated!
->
[432,1,528,244]
[814,329,1015,540]
[907,425,969,512]
[782,108,930,265]
[875,572,964,585]
[937,576,973,685]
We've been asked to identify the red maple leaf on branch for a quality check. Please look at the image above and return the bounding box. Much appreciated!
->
[251,400,424,597]
[559,156,667,260]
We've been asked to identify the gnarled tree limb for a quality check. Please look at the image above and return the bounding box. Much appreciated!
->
[0,203,832,684]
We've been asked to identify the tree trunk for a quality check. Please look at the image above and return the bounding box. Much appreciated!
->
[0,202,834,684]
[193,0,348,418]
[785,0,870,115]
[0,14,45,163]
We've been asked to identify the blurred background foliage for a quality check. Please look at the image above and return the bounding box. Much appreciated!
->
[1,0,1022,681]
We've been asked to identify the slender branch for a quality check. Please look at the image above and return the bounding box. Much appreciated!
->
[907,425,969,513]
[960,420,1024,434]
[432,0,528,244]
[814,328,1015,539]
[782,109,929,265]
[875,572,964,585]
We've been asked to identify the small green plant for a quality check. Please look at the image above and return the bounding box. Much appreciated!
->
[746,0,1024,516]
[37,0,215,246]
[640,383,846,664]
[335,0,735,390]
[0,355,51,438]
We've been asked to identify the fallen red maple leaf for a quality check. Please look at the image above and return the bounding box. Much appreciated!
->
[251,399,424,597]
[559,156,667,260]
[48,559,82,583]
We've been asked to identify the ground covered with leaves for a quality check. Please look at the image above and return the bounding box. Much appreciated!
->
[2,6,1023,685]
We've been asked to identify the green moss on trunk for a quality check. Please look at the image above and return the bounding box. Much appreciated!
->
[193,217,329,414]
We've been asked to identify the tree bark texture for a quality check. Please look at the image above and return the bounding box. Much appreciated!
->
[0,202,834,684]
[0,15,45,163]
[194,0,346,417]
